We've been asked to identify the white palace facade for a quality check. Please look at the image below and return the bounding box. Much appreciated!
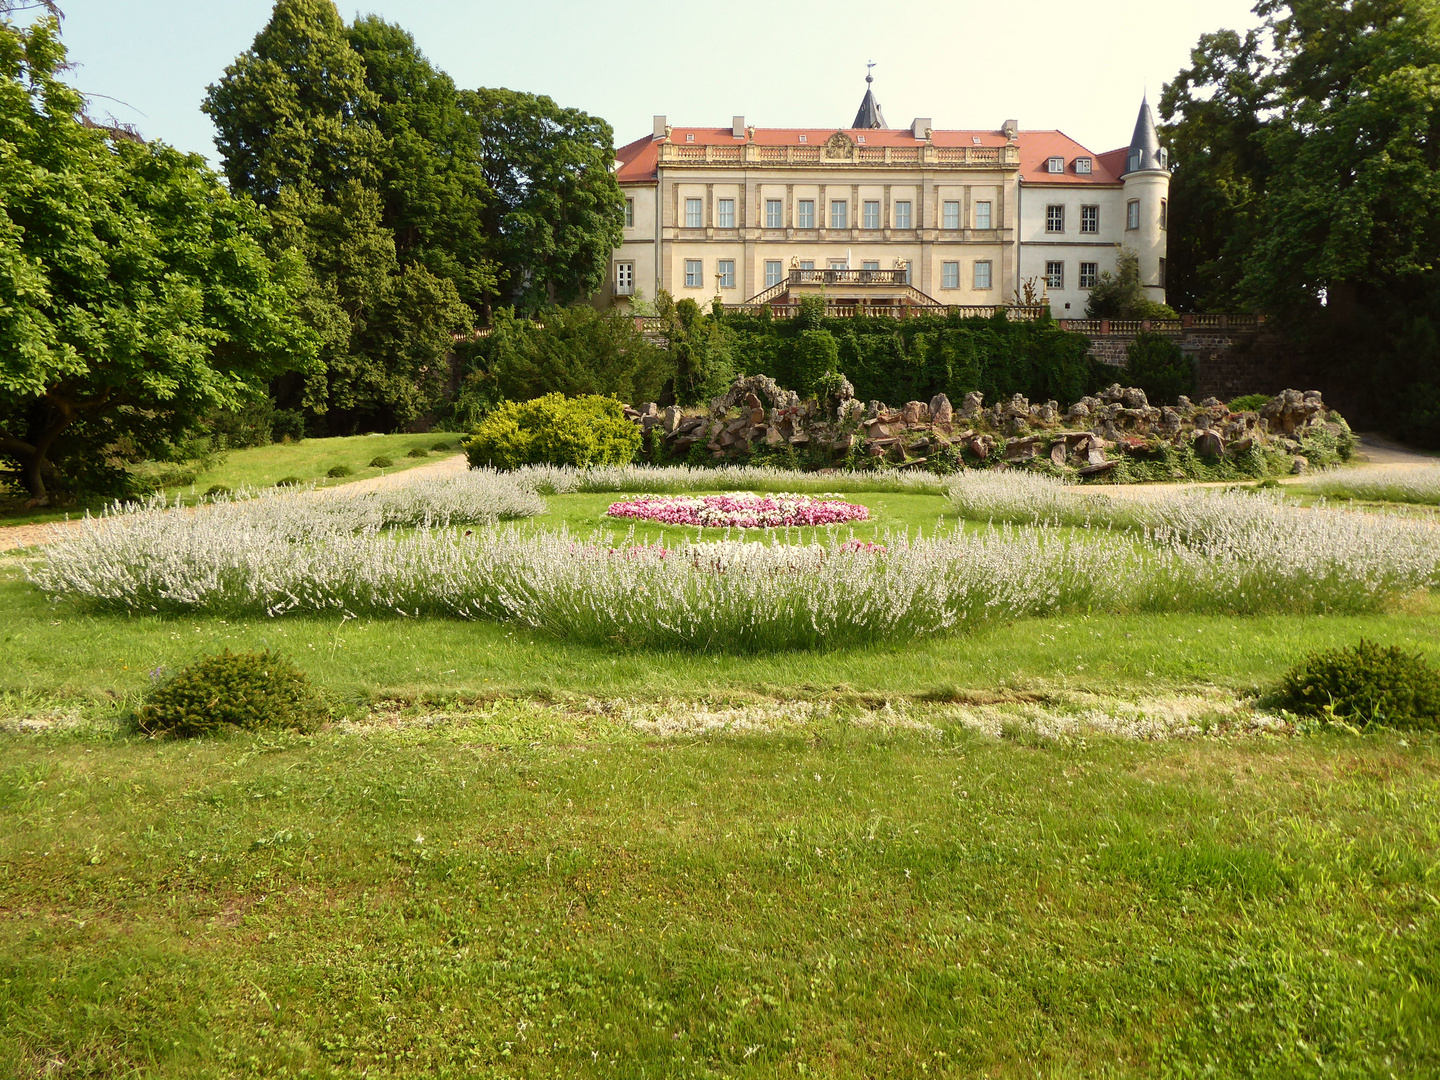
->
[606,79,1170,318]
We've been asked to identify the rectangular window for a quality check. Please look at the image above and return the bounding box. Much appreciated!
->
[1047,156,1065,174]
[1046,205,1064,233]
[684,259,703,288]
[799,260,815,271]
[765,199,783,228]
[862,260,880,273]
[797,199,815,229]
[1045,261,1064,289]
[717,259,735,289]
[684,197,703,228]
[973,260,992,290]
[1158,257,1167,288]
[862,200,880,229]
[624,198,634,227]
[1075,157,1092,174]
[827,258,848,270]
[717,198,735,228]
[975,201,992,230]
[941,261,960,289]
[942,200,961,230]
[1080,205,1099,234]
[903,260,912,284]
[1079,262,1098,289]
[1160,199,1168,230]
[1127,200,1140,230]
[894,200,912,229]
[830,200,848,229]
[764,260,783,288]
[615,261,634,295]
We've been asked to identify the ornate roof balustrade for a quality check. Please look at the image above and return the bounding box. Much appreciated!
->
[656,138,1018,170]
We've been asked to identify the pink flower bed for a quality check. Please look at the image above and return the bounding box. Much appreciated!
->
[605,493,870,529]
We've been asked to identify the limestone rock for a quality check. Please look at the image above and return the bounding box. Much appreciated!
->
[930,393,954,425]
[1193,429,1225,458]
[960,391,984,419]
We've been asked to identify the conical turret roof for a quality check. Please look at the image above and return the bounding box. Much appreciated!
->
[852,73,888,129]
[1124,96,1165,173]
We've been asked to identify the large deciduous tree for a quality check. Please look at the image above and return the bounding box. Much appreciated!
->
[202,0,381,204]
[467,88,625,313]
[0,14,315,501]
[345,16,495,312]
[1162,0,1440,442]
[267,182,472,434]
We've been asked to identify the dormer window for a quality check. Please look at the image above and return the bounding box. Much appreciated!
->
[857,135,865,144]
[1047,156,1065,173]
[1159,148,1169,169]
[1075,157,1092,174]
[1128,149,1141,172]
[972,136,981,145]
[798,134,807,143]
[686,133,694,142]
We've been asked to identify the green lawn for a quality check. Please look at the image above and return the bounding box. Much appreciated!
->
[1,711,1436,1077]
[4,476,1440,1076]
[0,434,464,528]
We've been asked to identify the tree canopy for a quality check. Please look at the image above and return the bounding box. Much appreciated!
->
[1162,0,1440,442]
[0,13,314,501]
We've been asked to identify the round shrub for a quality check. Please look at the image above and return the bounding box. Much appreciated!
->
[326,464,354,478]
[204,484,232,498]
[275,475,303,487]
[270,409,306,443]
[135,649,327,738]
[464,393,641,469]
[368,455,394,469]
[1276,640,1440,730]
[1227,393,1272,414]
[406,447,430,458]
[430,440,455,452]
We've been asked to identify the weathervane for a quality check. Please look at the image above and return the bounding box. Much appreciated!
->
[866,61,876,84]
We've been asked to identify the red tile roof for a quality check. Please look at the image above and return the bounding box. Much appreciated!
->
[615,126,1126,186]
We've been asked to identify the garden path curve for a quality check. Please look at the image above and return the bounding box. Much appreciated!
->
[0,454,468,552]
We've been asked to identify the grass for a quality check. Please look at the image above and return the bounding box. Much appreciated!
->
[0,434,462,529]
[1,712,1437,1077]
[525,491,958,544]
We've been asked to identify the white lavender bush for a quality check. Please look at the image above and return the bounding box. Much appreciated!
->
[1300,465,1440,506]
[29,464,1440,648]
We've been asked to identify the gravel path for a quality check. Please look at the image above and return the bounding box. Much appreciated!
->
[0,454,469,552]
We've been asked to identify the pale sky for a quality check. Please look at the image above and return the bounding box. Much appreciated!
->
[51,0,1265,164]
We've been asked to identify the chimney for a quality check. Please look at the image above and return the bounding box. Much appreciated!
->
[653,115,667,139]
[910,117,932,140]
[732,115,745,139]
[1001,118,1018,139]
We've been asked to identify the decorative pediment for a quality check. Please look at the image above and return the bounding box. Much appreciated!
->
[824,131,854,160]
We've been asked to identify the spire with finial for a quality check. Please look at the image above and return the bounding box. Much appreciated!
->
[851,62,888,129]
[1124,94,1166,173]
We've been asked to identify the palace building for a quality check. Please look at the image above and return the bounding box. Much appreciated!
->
[607,77,1170,318]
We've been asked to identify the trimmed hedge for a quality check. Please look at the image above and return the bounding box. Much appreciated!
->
[721,309,1099,408]
[464,393,641,469]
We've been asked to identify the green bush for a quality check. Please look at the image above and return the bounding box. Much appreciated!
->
[368,455,394,469]
[1124,332,1195,405]
[325,464,354,478]
[792,329,840,397]
[134,649,328,738]
[1276,640,1440,730]
[430,440,456,452]
[406,447,430,458]
[464,394,641,469]
[1227,393,1272,413]
[204,484,232,498]
[275,475,303,487]
[271,409,305,443]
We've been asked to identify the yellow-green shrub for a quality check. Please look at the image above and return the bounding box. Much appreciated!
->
[463,394,641,469]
